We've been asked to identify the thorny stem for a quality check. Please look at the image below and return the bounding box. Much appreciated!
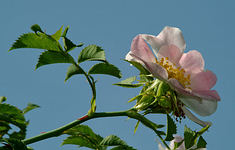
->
[22,109,170,149]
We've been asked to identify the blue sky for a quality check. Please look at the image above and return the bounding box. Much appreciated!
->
[0,0,234,149]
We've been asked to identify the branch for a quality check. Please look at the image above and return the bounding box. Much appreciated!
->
[22,109,169,149]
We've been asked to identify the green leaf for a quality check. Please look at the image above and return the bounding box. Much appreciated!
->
[36,51,74,69]
[63,37,77,52]
[100,135,136,150]
[62,25,69,37]
[61,26,83,52]
[0,96,7,104]
[0,104,27,139]
[9,32,62,52]
[65,64,84,81]
[77,45,106,63]
[164,114,177,141]
[62,125,103,149]
[113,76,143,88]
[100,135,127,146]
[30,24,43,33]
[52,26,63,41]
[184,125,196,149]
[134,121,140,133]
[88,63,122,78]
[1,138,27,150]
[0,122,11,138]
[197,136,207,148]
[22,103,40,114]
[110,146,136,150]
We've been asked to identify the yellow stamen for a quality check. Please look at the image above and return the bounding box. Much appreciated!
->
[156,57,191,89]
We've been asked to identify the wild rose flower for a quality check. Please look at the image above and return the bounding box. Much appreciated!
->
[126,26,220,127]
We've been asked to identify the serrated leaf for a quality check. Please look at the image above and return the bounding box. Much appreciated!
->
[78,45,106,63]
[30,24,43,33]
[100,135,136,150]
[62,25,69,37]
[1,138,27,150]
[165,114,177,141]
[36,51,74,69]
[65,64,84,81]
[63,37,77,52]
[113,76,143,88]
[197,136,207,148]
[0,122,11,138]
[88,63,122,78]
[184,126,196,149]
[9,32,62,52]
[0,104,27,139]
[62,125,103,149]
[22,103,40,114]
[0,104,27,129]
[100,135,127,147]
[52,26,63,41]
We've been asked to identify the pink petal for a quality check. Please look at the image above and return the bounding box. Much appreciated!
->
[168,78,192,96]
[190,70,217,90]
[129,53,168,80]
[169,135,185,150]
[158,26,186,52]
[142,27,186,53]
[179,50,205,74]
[141,34,164,55]
[127,35,156,63]
[182,106,212,127]
[168,78,218,116]
[157,44,183,65]
[193,90,221,101]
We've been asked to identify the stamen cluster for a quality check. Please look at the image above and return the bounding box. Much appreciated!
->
[156,57,191,89]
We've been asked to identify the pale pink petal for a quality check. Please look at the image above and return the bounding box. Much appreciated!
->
[125,51,142,64]
[169,135,185,150]
[193,90,220,101]
[179,96,217,116]
[157,44,183,65]
[191,70,217,90]
[141,34,163,55]
[129,53,168,80]
[179,50,205,74]
[168,79,218,116]
[158,142,166,150]
[127,35,156,63]
[182,106,212,127]
[158,26,186,52]
[168,78,193,97]
[142,27,186,54]
[168,78,220,101]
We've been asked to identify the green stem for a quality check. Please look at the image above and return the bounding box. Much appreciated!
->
[22,109,169,149]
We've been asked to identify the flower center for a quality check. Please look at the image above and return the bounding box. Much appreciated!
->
[156,57,191,89]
